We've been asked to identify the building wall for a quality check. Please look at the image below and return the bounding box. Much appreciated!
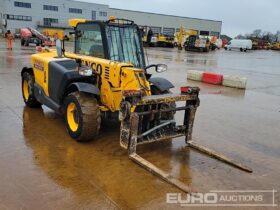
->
[109,8,222,36]
[0,0,222,37]
[0,2,6,33]
[0,0,109,33]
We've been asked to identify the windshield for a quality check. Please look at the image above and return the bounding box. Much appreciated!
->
[106,24,145,69]
[75,23,105,58]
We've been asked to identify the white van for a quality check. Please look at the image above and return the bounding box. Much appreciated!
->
[225,39,252,52]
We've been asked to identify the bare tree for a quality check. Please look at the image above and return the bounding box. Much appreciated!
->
[275,31,280,42]
[251,29,262,38]
[235,34,246,39]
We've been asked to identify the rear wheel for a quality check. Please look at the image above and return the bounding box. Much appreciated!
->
[22,72,41,108]
[64,92,101,142]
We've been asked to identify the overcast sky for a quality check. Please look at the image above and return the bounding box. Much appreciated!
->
[79,0,280,37]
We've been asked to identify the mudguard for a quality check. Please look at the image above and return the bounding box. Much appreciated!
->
[149,77,174,92]
[21,67,33,76]
[67,82,100,96]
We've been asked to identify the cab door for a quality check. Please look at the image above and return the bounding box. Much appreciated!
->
[31,55,50,96]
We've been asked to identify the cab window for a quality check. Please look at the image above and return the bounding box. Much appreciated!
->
[75,23,104,58]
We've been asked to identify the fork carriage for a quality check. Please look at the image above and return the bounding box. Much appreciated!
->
[120,87,252,193]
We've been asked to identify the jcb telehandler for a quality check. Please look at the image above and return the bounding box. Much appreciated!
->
[21,17,252,193]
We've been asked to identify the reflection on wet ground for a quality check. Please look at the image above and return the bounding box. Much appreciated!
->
[0,39,279,209]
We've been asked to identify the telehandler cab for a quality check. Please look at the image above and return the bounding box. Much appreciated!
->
[21,17,252,193]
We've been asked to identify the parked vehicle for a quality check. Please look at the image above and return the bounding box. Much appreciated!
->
[20,28,42,46]
[215,39,223,49]
[184,35,210,52]
[175,27,198,50]
[20,27,56,47]
[20,17,252,194]
[252,40,271,50]
[42,28,65,40]
[224,39,252,52]
[222,38,229,48]
[156,34,175,47]
[271,42,280,50]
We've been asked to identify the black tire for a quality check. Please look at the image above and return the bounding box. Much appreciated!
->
[21,39,25,46]
[25,39,29,47]
[203,47,209,52]
[22,72,41,108]
[64,92,101,142]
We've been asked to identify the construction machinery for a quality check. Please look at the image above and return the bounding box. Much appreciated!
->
[184,35,211,52]
[252,40,271,50]
[42,28,65,41]
[21,17,252,193]
[175,26,198,50]
[156,33,175,47]
[271,42,280,50]
[141,26,175,47]
[20,27,55,47]
[20,28,42,47]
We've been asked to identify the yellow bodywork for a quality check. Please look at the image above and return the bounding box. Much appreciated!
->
[157,35,174,44]
[43,29,64,40]
[31,49,151,113]
[272,42,280,50]
[176,26,198,49]
[68,19,87,28]
[32,18,151,113]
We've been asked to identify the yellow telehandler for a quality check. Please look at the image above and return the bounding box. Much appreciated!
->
[21,17,252,193]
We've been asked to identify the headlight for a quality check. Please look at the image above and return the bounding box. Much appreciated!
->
[79,69,93,76]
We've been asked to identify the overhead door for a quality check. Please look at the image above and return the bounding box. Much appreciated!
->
[150,26,161,34]
[163,27,175,36]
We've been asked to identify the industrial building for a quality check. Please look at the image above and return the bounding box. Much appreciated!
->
[109,8,222,37]
[0,0,222,37]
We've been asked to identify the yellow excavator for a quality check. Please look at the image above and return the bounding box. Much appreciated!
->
[176,26,198,50]
[21,17,252,193]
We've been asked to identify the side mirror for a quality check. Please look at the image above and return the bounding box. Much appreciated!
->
[56,39,63,58]
[156,64,168,73]
[145,64,168,73]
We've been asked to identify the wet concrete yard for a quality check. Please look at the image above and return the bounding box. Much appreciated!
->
[0,39,279,209]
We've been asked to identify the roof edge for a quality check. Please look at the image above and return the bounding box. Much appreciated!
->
[109,8,222,23]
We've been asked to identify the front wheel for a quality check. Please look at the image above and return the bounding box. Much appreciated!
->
[22,72,41,108]
[64,92,101,142]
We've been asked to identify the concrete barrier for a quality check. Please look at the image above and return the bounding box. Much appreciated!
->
[186,70,247,89]
[202,72,223,85]
[222,75,247,89]
[187,70,203,81]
